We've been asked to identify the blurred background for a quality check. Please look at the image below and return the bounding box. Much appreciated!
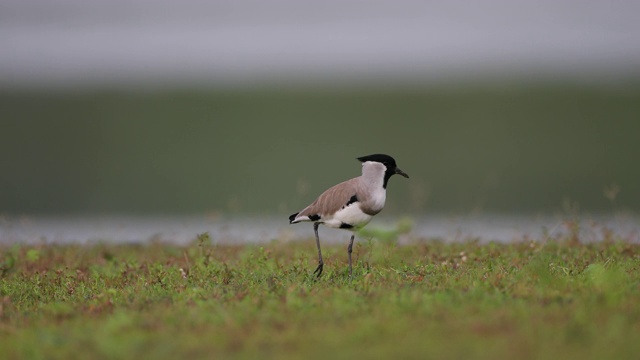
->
[1,0,639,242]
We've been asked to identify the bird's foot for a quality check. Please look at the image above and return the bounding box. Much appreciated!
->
[313,262,324,277]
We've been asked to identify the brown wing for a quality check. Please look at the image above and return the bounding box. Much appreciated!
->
[298,178,360,219]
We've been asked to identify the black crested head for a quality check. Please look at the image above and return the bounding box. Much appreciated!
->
[357,154,397,167]
[357,153,409,188]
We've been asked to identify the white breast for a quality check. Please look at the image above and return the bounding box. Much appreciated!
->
[367,186,386,213]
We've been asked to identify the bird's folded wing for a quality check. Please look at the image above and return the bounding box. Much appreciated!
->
[298,178,360,219]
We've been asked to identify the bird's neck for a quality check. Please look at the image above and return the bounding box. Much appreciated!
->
[361,162,387,190]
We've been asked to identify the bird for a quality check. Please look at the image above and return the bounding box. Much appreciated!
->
[289,154,409,277]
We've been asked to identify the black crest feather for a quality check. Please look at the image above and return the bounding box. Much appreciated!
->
[356,154,397,167]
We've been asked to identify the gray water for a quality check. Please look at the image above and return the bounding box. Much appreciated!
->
[2,214,638,245]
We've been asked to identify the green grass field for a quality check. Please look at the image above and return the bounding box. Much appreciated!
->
[1,232,639,359]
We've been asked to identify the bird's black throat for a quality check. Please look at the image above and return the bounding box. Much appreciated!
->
[383,168,395,189]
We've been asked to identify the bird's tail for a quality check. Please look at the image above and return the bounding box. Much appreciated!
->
[288,212,299,224]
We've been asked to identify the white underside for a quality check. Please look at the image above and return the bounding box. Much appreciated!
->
[322,203,373,230]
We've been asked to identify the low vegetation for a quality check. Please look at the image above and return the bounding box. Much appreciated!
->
[1,232,639,359]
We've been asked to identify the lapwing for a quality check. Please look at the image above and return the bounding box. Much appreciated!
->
[289,154,409,277]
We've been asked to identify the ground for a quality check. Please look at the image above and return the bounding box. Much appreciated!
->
[1,233,640,359]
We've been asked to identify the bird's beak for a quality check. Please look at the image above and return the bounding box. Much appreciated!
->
[395,168,409,178]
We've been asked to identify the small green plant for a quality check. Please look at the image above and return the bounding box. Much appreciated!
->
[26,248,40,262]
[358,217,413,245]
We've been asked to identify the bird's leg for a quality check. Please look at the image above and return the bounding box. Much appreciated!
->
[348,234,355,277]
[313,222,324,277]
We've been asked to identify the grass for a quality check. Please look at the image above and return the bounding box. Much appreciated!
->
[1,233,640,359]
